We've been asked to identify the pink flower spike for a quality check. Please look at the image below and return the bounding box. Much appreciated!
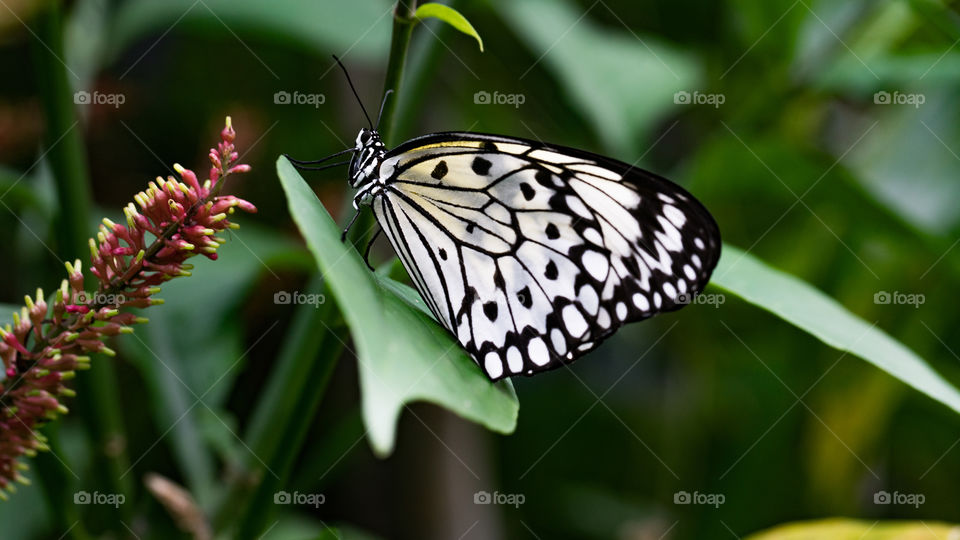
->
[2,334,28,355]
[0,117,255,493]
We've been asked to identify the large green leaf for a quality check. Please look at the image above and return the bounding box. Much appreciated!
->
[713,244,960,415]
[276,157,518,456]
[747,518,960,539]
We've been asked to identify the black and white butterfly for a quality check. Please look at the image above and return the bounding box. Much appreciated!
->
[290,60,721,381]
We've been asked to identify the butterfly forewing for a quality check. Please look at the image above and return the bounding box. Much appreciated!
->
[370,132,720,380]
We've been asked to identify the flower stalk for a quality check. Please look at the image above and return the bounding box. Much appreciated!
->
[0,118,256,492]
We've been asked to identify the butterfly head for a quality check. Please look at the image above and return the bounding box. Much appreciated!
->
[348,128,386,189]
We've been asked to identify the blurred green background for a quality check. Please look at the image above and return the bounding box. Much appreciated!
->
[2,0,960,538]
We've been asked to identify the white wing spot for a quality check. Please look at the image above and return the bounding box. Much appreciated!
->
[632,293,649,311]
[584,228,603,245]
[692,254,702,268]
[615,302,627,320]
[677,280,687,294]
[597,308,611,329]
[484,352,503,379]
[663,204,687,228]
[551,328,567,355]
[578,285,599,314]
[562,305,588,337]
[694,237,705,250]
[683,264,696,280]
[654,292,662,308]
[566,196,592,219]
[582,250,609,281]
[663,282,677,299]
[506,346,523,373]
[528,338,550,366]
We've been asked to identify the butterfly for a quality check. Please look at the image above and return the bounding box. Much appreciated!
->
[289,59,721,381]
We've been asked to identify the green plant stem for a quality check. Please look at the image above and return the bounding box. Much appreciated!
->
[379,0,417,146]
[32,0,132,523]
[210,275,340,536]
[392,2,460,140]
[34,2,91,254]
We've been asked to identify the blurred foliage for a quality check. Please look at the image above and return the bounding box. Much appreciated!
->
[0,0,959,538]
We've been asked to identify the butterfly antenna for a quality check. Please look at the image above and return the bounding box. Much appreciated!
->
[375,89,394,130]
[288,159,351,172]
[284,147,355,167]
[333,55,373,129]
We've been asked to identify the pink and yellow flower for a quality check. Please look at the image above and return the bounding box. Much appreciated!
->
[0,117,256,493]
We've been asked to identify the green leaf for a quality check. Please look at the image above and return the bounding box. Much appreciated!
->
[746,518,960,539]
[713,244,960,416]
[276,157,518,456]
[414,3,484,52]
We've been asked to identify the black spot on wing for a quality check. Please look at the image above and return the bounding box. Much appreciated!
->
[534,169,552,187]
[483,301,498,321]
[544,260,558,280]
[431,160,448,180]
[472,156,492,175]
[517,286,532,308]
[520,182,535,201]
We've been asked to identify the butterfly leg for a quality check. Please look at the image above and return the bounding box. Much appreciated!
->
[340,210,361,242]
[362,228,382,271]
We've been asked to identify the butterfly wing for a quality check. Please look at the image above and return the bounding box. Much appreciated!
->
[370,132,720,380]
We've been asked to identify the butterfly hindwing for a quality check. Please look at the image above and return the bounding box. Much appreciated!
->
[370,132,720,380]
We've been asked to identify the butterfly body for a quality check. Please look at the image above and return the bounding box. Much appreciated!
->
[341,129,721,381]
